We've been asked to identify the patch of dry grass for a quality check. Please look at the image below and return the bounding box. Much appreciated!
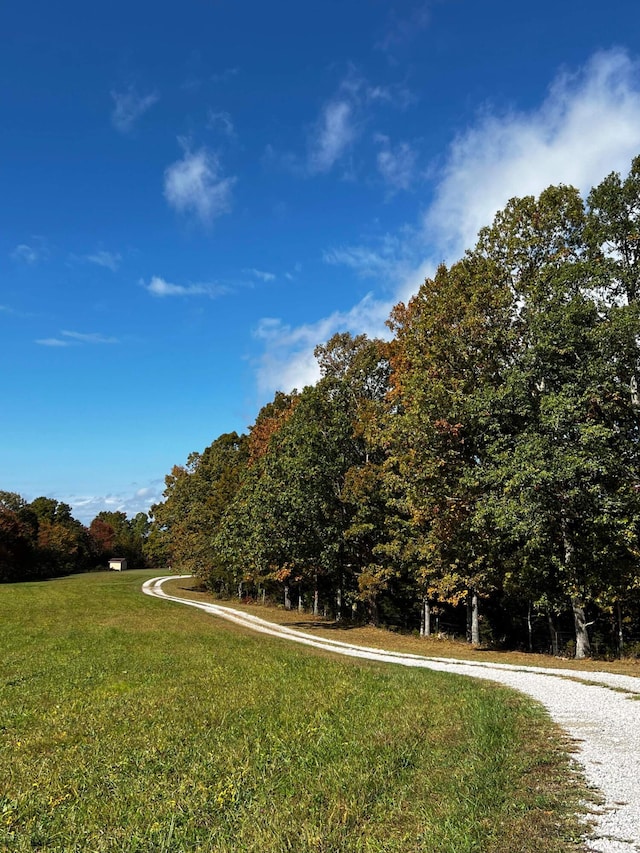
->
[163,577,640,676]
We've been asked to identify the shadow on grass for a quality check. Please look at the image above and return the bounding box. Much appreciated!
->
[288,620,365,631]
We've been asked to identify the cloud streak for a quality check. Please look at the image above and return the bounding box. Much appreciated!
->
[211,67,239,84]
[11,237,49,264]
[308,100,357,174]
[67,480,165,525]
[207,110,235,138]
[36,330,119,347]
[111,86,159,133]
[375,135,419,192]
[35,338,71,347]
[267,69,415,178]
[376,2,431,55]
[254,294,393,395]
[164,141,236,225]
[85,250,122,271]
[304,71,409,175]
[245,268,276,283]
[61,330,119,344]
[11,244,38,264]
[143,275,226,298]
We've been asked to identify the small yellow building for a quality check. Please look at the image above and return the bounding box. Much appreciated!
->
[108,557,128,571]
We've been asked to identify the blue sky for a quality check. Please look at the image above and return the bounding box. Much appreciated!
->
[3,0,640,523]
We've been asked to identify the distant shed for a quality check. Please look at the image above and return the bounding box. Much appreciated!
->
[109,557,128,572]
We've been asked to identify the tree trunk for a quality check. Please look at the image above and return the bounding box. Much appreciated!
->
[467,589,479,645]
[527,600,533,653]
[369,598,379,627]
[284,584,291,611]
[548,612,559,656]
[571,594,591,659]
[313,575,319,616]
[420,598,431,637]
[617,600,624,656]
[561,518,590,659]
[298,587,304,612]
[336,585,342,622]
[237,581,243,600]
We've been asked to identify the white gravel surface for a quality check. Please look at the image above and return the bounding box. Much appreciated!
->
[143,575,640,852]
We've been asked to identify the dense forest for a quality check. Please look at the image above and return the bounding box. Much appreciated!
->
[0,495,155,581]
[151,158,640,660]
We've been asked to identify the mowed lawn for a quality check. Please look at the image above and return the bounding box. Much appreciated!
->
[1,571,587,853]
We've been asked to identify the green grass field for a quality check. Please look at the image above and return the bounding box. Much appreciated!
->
[1,571,587,852]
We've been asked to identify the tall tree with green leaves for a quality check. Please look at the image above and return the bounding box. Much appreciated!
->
[216,336,390,617]
[472,182,640,657]
[0,493,38,582]
[151,432,248,585]
[586,154,640,305]
[314,333,393,620]
[239,383,356,612]
[386,254,515,642]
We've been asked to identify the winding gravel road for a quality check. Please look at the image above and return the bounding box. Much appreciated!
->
[143,575,640,852]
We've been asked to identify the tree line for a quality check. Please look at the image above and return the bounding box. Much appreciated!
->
[0,494,157,582]
[6,160,640,658]
[152,158,640,659]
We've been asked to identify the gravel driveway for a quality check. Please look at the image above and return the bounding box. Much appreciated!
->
[143,575,640,852]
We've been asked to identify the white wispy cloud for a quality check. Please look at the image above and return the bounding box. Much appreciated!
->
[11,238,49,264]
[207,110,235,138]
[366,84,416,109]
[304,70,374,176]
[11,244,38,264]
[324,229,417,281]
[256,48,640,397]
[375,135,419,192]
[245,268,276,283]
[211,67,239,84]
[267,69,413,178]
[143,275,226,298]
[61,330,119,344]
[164,140,236,225]
[86,250,122,271]
[111,85,159,133]
[308,99,357,174]
[35,338,71,347]
[68,249,122,271]
[36,330,119,347]
[68,480,165,525]
[376,2,431,56]
[283,262,302,281]
[254,294,393,395]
